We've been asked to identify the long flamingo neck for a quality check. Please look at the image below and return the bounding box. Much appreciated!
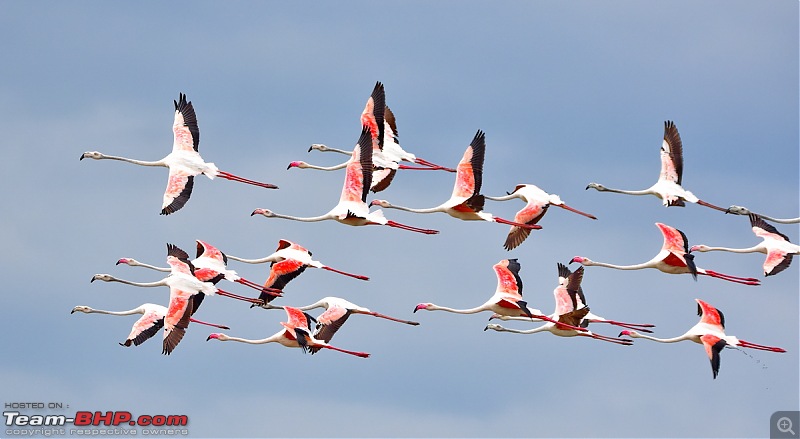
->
[226,254,276,264]
[699,245,764,254]
[631,333,689,344]
[128,262,171,272]
[88,308,143,316]
[596,186,652,196]
[585,260,650,270]
[386,204,441,214]
[99,154,166,167]
[303,162,348,171]
[484,193,518,202]
[108,277,168,288]
[223,334,280,345]
[430,305,487,314]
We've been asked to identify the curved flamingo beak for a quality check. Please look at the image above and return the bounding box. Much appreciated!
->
[116,258,129,265]
[413,304,427,313]
[618,330,632,337]
[287,161,299,170]
[251,209,263,216]
[206,333,221,341]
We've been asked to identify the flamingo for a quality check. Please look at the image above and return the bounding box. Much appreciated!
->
[619,299,786,379]
[71,303,229,347]
[570,222,761,286]
[370,130,543,231]
[80,93,278,215]
[414,259,588,332]
[91,244,266,354]
[292,82,455,191]
[585,121,726,212]
[690,214,799,277]
[485,264,634,345]
[491,263,655,333]
[207,306,370,358]
[252,126,439,235]
[116,240,280,295]
[725,205,800,224]
[484,184,597,250]
[227,239,369,281]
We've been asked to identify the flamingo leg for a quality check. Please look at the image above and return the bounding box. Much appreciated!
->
[587,319,655,333]
[414,158,456,172]
[558,204,598,220]
[319,344,370,358]
[589,333,634,345]
[216,288,267,304]
[737,340,786,353]
[701,270,761,286]
[188,317,230,330]
[368,312,420,326]
[493,217,543,230]
[217,171,279,189]
[321,266,370,281]
[397,164,456,172]
[385,221,440,235]
[696,199,727,212]
[234,278,282,296]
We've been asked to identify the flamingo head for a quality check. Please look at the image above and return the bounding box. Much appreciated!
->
[308,143,328,152]
[206,333,228,342]
[287,161,307,170]
[71,306,92,314]
[618,330,639,338]
[116,258,138,266]
[569,256,590,265]
[251,208,275,217]
[90,274,114,283]
[484,323,504,332]
[725,205,751,215]
[80,151,103,161]
[413,303,433,313]
[689,245,709,253]
[585,182,606,191]
[370,199,391,208]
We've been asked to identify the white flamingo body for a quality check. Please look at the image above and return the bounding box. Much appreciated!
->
[691,214,799,276]
[586,121,726,212]
[80,93,277,215]
[619,299,786,378]
[570,222,761,285]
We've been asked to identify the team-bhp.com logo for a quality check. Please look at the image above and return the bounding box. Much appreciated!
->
[5,408,188,436]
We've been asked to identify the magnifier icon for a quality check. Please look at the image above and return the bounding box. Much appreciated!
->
[778,417,796,435]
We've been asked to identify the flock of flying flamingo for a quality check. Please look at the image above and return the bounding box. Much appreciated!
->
[76,82,796,378]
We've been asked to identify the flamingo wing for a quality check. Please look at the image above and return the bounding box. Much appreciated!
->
[700,334,727,379]
[451,130,486,199]
[750,214,792,243]
[122,309,165,347]
[361,81,385,151]
[494,259,523,296]
[696,299,725,329]
[283,306,311,332]
[765,251,792,277]
[263,259,307,292]
[172,93,199,153]
[161,169,194,215]
[339,127,375,204]
[558,307,590,328]
[311,306,353,352]
[166,244,195,275]
[660,120,683,184]
[163,294,194,355]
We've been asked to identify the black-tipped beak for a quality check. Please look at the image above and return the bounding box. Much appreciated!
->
[90,277,96,283]
[286,164,292,170]
[70,309,76,314]
[584,184,590,190]
[79,154,85,161]
[206,336,213,341]
[307,146,313,153]
[250,210,257,216]
[412,308,418,313]
[483,325,489,331]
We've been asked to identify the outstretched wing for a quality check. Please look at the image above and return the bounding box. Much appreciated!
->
[660,120,683,184]
[173,93,199,153]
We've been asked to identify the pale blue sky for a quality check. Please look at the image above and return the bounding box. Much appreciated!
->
[1,1,797,437]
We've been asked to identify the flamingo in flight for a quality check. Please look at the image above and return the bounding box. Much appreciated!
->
[485,264,634,346]
[725,205,800,224]
[485,184,597,250]
[370,131,543,232]
[91,244,266,354]
[585,121,726,212]
[619,299,786,379]
[252,126,439,235]
[691,214,799,277]
[71,303,229,348]
[80,93,278,215]
[116,240,280,296]
[291,82,455,192]
[226,239,369,306]
[414,259,588,332]
[491,263,655,333]
[570,222,761,286]
[207,306,370,358]
[274,296,420,354]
